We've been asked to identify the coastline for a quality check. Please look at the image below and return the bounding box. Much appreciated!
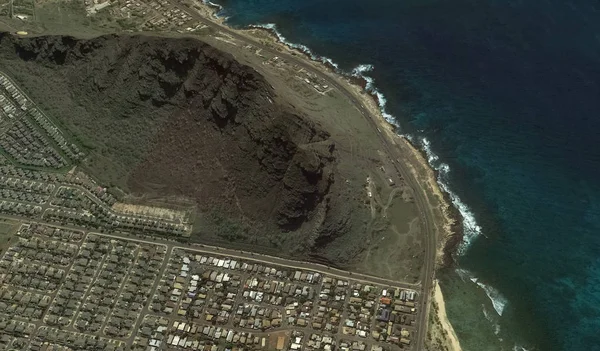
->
[188,1,462,349]
[228,21,462,266]
[430,280,463,351]
[232,21,462,258]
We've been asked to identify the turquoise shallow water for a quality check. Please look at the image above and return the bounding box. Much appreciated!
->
[210,0,600,350]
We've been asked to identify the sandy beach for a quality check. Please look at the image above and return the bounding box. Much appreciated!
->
[431,280,463,351]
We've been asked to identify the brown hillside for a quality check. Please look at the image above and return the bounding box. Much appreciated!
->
[0,33,364,261]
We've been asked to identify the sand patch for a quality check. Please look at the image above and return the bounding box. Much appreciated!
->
[427,280,463,351]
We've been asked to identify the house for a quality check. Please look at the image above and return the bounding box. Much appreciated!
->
[377,309,391,322]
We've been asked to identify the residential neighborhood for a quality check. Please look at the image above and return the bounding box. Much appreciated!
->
[0,70,193,239]
[0,74,81,169]
[0,218,420,350]
[0,55,423,351]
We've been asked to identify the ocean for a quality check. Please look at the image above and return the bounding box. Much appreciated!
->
[207,0,600,350]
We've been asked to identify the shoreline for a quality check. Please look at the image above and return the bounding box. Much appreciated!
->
[187,2,463,349]
[431,280,463,351]
[228,21,463,266]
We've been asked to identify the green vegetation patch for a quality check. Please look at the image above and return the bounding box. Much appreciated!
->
[29,0,104,37]
[12,0,35,17]
[0,60,176,190]
[0,219,18,252]
[0,220,17,235]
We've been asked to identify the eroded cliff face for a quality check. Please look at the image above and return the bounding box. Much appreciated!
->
[0,33,353,257]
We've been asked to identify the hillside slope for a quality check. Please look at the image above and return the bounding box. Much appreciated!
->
[0,33,364,262]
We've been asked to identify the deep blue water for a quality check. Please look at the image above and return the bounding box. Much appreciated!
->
[210,0,600,350]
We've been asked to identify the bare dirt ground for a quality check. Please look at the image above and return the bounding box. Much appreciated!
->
[0,32,418,271]
[0,0,441,280]
[0,2,460,349]
[194,33,425,279]
[111,203,190,222]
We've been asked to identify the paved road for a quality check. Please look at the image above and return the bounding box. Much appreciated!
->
[92,230,419,290]
[127,245,172,345]
[144,255,411,351]
[0,211,422,292]
[172,3,437,349]
[0,214,424,348]
[1,6,439,344]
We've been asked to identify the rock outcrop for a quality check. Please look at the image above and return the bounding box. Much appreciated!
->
[0,33,353,257]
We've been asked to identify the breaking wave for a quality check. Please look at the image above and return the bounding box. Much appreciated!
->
[248,23,341,70]
[420,137,482,254]
[350,64,396,124]
[202,0,222,10]
[202,0,227,19]
[483,306,502,335]
[455,268,472,281]
[471,277,508,316]
[247,24,398,127]
[457,268,508,316]
[240,23,481,255]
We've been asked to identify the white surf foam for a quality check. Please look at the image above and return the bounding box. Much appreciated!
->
[203,0,222,10]
[202,0,230,20]
[202,0,223,12]
[247,24,398,127]
[482,305,493,322]
[456,268,508,316]
[473,278,508,316]
[483,306,503,339]
[513,345,532,351]
[420,137,482,254]
[249,23,341,70]
[350,64,397,125]
[455,268,472,282]
[247,21,482,256]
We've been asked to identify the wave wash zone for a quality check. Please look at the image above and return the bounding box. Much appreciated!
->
[204,0,600,351]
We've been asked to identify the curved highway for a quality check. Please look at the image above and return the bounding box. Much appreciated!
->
[174,3,438,349]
